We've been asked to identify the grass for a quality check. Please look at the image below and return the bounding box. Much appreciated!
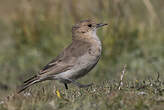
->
[0,72,164,110]
[0,0,164,109]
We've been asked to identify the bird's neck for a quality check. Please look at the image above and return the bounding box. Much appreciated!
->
[90,30,101,43]
[72,31,102,52]
[72,30,101,44]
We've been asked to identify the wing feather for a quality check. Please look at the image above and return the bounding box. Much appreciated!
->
[38,40,91,76]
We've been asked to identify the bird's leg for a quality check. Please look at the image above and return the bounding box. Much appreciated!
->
[70,79,93,88]
[64,83,68,89]
[61,78,93,88]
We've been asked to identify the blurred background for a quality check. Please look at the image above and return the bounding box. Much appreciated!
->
[0,0,163,94]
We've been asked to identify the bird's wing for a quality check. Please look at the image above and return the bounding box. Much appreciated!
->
[18,40,92,93]
[38,52,74,75]
[38,40,91,76]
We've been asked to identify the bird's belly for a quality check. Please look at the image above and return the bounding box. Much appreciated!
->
[74,55,100,78]
[56,52,101,80]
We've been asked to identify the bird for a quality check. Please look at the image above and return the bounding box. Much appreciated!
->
[17,19,107,93]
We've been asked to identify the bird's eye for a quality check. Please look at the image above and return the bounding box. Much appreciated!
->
[88,24,92,27]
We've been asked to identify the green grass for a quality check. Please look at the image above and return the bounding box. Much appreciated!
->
[0,74,164,110]
[0,0,164,109]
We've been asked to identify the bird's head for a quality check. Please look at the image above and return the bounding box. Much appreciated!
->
[72,19,107,39]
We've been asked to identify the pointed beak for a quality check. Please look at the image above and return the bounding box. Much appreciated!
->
[96,23,108,28]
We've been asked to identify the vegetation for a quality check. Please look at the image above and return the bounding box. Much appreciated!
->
[0,0,163,109]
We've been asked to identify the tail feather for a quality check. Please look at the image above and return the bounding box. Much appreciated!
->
[23,75,37,83]
[17,76,40,93]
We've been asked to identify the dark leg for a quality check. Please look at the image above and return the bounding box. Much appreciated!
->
[64,83,68,89]
[60,78,93,88]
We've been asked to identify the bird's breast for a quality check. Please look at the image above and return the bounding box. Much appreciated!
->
[56,37,102,80]
[70,40,102,79]
[89,36,102,57]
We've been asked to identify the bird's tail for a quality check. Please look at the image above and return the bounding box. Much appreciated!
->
[17,75,41,94]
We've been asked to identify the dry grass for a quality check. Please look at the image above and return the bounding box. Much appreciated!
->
[0,71,164,110]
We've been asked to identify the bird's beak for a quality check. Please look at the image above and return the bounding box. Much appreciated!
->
[96,23,108,28]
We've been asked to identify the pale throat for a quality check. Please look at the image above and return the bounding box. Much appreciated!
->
[90,29,102,46]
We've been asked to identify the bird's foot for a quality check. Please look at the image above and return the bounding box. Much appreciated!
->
[61,78,93,88]
[77,83,93,88]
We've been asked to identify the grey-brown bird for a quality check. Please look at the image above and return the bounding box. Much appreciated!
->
[18,19,107,93]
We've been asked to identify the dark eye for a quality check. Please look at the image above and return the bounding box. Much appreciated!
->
[88,24,92,27]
